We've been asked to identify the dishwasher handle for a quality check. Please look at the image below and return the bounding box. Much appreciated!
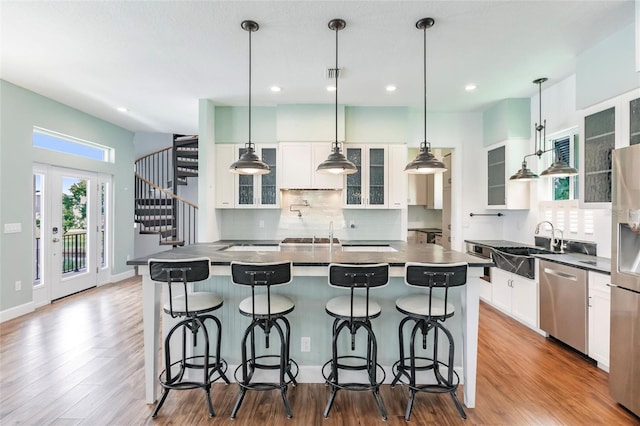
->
[543,267,578,281]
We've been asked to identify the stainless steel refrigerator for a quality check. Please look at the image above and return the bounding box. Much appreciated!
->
[610,143,640,417]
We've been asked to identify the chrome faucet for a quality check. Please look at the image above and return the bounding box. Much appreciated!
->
[535,221,558,251]
[555,228,566,253]
[329,220,334,243]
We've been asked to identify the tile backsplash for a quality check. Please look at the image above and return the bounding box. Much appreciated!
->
[219,190,403,241]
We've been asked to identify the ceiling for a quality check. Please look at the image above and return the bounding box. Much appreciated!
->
[1,1,634,134]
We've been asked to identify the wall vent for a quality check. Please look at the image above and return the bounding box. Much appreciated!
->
[326,67,342,79]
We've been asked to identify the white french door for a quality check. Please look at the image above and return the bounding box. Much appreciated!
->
[33,165,111,303]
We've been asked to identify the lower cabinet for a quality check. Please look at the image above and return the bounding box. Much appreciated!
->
[588,271,611,369]
[491,268,538,329]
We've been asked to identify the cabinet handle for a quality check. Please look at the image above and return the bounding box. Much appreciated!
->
[448,224,451,230]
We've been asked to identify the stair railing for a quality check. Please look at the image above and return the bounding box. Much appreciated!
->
[134,173,197,246]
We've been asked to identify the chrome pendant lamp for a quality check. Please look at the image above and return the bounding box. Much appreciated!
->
[510,77,578,181]
[230,20,270,175]
[404,18,446,175]
[316,19,357,175]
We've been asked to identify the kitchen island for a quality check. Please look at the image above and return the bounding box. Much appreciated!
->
[128,241,493,409]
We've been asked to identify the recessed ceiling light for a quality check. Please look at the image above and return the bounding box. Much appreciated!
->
[386,85,397,92]
[116,107,128,113]
[326,85,336,92]
[270,86,281,92]
[465,84,477,91]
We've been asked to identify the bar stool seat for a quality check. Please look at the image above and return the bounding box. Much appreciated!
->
[230,261,298,420]
[391,262,468,421]
[148,257,229,419]
[322,263,389,421]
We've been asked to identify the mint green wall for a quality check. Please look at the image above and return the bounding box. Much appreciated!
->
[276,104,344,142]
[345,106,408,143]
[577,23,639,109]
[482,98,530,146]
[0,80,134,312]
[214,106,277,143]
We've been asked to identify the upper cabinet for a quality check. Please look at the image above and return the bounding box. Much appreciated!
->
[486,140,530,209]
[278,142,343,190]
[215,144,279,208]
[343,144,389,208]
[388,145,407,209]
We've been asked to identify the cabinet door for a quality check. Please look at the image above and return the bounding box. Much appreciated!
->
[491,268,512,313]
[215,145,235,208]
[487,146,506,206]
[388,145,407,209]
[367,146,388,208]
[583,107,615,205]
[259,147,278,207]
[279,143,312,189]
[235,146,256,208]
[630,97,640,146]
[345,146,364,207]
[511,275,538,328]
[588,272,611,368]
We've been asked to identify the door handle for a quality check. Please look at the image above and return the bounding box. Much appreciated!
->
[52,238,60,243]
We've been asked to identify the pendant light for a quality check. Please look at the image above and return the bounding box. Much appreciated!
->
[230,20,270,175]
[510,78,578,180]
[404,18,446,175]
[316,19,357,175]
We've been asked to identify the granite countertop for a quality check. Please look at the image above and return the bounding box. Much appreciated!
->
[127,240,493,268]
[409,228,442,233]
[464,239,611,274]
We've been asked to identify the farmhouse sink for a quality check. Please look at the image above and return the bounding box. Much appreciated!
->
[491,246,556,279]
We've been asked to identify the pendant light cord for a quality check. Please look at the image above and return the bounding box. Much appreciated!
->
[335,23,339,146]
[423,24,427,145]
[248,26,252,147]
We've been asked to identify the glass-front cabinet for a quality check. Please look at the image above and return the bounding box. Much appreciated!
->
[214,144,279,208]
[630,97,640,145]
[236,145,278,208]
[344,144,389,208]
[485,140,529,210]
[583,107,615,204]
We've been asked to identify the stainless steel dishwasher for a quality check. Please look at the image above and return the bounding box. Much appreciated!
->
[538,260,588,353]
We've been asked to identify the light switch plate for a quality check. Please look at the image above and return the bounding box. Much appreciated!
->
[4,223,22,234]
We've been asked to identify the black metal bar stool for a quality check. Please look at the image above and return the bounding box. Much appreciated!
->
[230,261,298,419]
[391,262,468,421]
[322,263,389,420]
[148,257,230,418]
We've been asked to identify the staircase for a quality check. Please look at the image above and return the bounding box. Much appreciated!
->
[134,135,199,247]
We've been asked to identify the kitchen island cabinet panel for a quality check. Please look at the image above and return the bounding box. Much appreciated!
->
[491,267,538,330]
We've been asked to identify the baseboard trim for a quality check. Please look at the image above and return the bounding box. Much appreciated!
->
[0,301,35,323]
[109,268,136,284]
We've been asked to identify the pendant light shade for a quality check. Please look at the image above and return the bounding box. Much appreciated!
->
[230,20,270,176]
[316,18,357,176]
[510,77,578,181]
[404,18,446,175]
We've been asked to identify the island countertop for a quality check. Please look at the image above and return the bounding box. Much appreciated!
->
[127,240,494,268]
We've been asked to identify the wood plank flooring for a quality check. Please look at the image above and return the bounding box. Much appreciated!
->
[1,277,638,425]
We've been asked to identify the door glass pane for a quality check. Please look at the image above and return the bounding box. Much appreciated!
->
[487,146,505,205]
[261,148,277,205]
[33,173,43,285]
[62,176,88,275]
[368,148,385,205]
[346,148,362,205]
[237,148,254,205]
[99,182,107,268]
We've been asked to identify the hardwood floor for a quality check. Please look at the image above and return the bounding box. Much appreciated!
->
[1,277,638,425]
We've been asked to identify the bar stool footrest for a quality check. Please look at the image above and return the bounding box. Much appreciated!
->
[391,356,460,393]
[158,356,228,390]
[322,355,386,391]
[233,355,299,391]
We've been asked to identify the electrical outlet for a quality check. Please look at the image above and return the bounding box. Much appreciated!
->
[15,280,21,291]
[301,337,311,352]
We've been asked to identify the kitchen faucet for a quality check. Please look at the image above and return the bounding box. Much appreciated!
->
[535,221,558,251]
[329,220,334,243]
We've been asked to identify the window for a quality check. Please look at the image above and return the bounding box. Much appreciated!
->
[546,129,579,201]
[33,127,112,162]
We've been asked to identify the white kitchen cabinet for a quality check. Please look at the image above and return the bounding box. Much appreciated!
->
[588,271,611,370]
[343,144,389,208]
[486,140,530,210]
[215,144,279,208]
[278,142,343,190]
[388,144,407,209]
[215,144,236,208]
[491,268,538,329]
